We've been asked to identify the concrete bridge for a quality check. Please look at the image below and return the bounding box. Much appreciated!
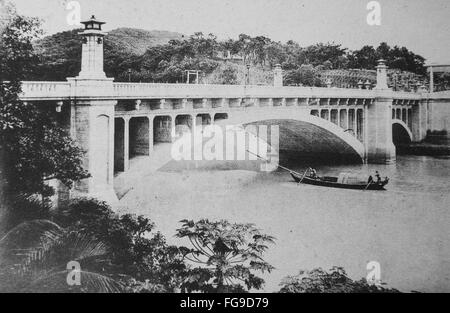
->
[17,16,450,203]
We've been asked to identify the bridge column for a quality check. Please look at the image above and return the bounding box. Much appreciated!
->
[405,108,409,127]
[148,116,154,154]
[123,116,130,171]
[346,110,350,131]
[171,114,177,140]
[191,114,197,132]
[411,97,428,142]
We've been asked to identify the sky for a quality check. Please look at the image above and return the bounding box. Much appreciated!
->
[6,0,450,63]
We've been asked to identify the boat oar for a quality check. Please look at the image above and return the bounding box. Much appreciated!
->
[298,167,311,184]
[246,150,304,177]
[364,180,372,191]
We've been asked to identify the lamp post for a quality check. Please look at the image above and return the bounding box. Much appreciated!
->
[246,64,251,86]
[128,69,132,82]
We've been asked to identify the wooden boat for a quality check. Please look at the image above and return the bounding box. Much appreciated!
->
[290,171,389,190]
[244,150,389,191]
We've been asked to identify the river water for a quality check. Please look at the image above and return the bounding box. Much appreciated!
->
[120,153,450,292]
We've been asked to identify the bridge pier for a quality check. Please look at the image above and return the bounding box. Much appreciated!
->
[365,92,396,164]
[71,99,118,202]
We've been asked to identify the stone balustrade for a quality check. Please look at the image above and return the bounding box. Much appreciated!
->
[112,83,381,100]
[18,81,427,102]
[20,81,71,100]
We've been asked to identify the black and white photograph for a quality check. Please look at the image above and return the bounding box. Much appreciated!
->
[0,0,449,301]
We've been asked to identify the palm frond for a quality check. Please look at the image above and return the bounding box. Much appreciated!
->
[0,219,64,267]
[22,269,124,293]
[0,220,109,290]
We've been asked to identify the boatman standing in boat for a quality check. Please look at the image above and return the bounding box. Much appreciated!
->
[375,171,381,183]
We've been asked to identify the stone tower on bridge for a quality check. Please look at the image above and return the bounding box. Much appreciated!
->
[78,15,107,79]
[66,16,117,203]
[366,59,396,164]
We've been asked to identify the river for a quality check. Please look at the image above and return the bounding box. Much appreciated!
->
[119,154,450,292]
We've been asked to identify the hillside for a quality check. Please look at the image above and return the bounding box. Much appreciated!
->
[35,27,184,56]
[32,27,184,80]
[29,26,427,89]
[106,28,184,55]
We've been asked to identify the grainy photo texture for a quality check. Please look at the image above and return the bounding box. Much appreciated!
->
[0,0,449,297]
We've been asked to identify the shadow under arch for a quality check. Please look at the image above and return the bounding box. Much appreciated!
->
[215,110,365,164]
[392,119,413,143]
[392,119,413,154]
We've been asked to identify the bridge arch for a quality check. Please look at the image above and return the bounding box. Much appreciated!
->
[216,109,365,163]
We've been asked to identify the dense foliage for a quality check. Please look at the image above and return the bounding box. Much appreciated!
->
[348,42,426,75]
[0,199,277,293]
[0,198,189,293]
[0,219,122,293]
[279,267,400,293]
[28,26,427,87]
[0,12,88,208]
[54,199,188,292]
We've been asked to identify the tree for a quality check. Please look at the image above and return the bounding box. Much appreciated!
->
[217,65,238,84]
[279,267,400,293]
[348,43,426,75]
[176,219,275,293]
[348,45,378,69]
[0,196,194,293]
[376,42,391,60]
[284,64,323,87]
[0,11,88,208]
[265,42,287,68]
[0,219,123,293]
[303,43,347,68]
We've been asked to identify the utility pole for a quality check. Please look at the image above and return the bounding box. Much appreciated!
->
[245,64,251,86]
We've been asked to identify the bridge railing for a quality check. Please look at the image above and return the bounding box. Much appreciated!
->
[391,90,423,100]
[20,81,71,100]
[112,83,385,99]
[17,81,426,102]
[428,90,450,100]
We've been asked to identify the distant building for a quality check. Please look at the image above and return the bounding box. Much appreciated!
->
[426,64,450,92]
[216,50,244,61]
[320,68,426,91]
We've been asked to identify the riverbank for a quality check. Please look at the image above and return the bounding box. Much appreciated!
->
[398,143,450,156]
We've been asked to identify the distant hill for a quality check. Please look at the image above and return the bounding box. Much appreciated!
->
[105,28,184,55]
[32,27,185,80]
[29,27,426,88]
[35,27,184,56]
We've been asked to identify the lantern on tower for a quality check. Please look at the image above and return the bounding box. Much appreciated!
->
[78,15,107,79]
